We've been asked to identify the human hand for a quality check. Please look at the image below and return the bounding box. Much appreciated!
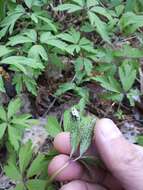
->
[48,119,143,190]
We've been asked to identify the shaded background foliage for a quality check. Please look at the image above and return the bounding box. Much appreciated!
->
[0,0,143,189]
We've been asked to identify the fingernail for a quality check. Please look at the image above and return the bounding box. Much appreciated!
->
[97,119,121,141]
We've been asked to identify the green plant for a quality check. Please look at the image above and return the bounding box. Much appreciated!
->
[1,0,143,188]
[0,98,32,151]
[0,1,57,95]
[94,60,139,106]
[55,0,114,42]
[4,141,55,190]
[120,12,143,35]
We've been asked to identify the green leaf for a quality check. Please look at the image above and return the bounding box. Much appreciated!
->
[40,32,67,51]
[12,74,23,94]
[0,45,13,57]
[74,57,93,83]
[0,76,5,93]
[0,0,6,21]
[31,13,38,23]
[72,0,85,6]
[86,0,99,8]
[28,45,48,61]
[2,56,44,74]
[13,184,25,190]
[0,5,25,39]
[19,141,33,173]
[26,180,47,190]
[120,12,143,34]
[11,114,31,128]
[0,106,7,121]
[37,16,57,33]
[24,0,34,8]
[95,75,122,93]
[110,0,122,6]
[90,6,112,21]
[114,45,143,58]
[8,127,21,151]
[4,162,21,180]
[119,61,136,92]
[137,135,143,146]
[8,34,35,46]
[46,116,62,137]
[23,76,37,96]
[88,11,110,43]
[0,123,7,140]
[79,37,95,53]
[55,4,82,13]
[101,92,124,102]
[7,98,21,119]
[0,25,8,39]
[57,29,81,44]
[27,154,47,178]
[55,82,76,96]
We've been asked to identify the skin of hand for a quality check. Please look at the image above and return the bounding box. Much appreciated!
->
[48,118,143,190]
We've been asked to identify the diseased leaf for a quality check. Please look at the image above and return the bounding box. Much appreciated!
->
[70,110,80,157]
[80,118,96,157]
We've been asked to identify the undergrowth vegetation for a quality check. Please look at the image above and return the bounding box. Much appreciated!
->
[0,0,143,189]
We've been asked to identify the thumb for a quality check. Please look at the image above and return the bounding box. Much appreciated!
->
[95,118,143,190]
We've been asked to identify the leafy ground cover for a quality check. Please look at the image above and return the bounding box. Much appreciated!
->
[0,0,143,189]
